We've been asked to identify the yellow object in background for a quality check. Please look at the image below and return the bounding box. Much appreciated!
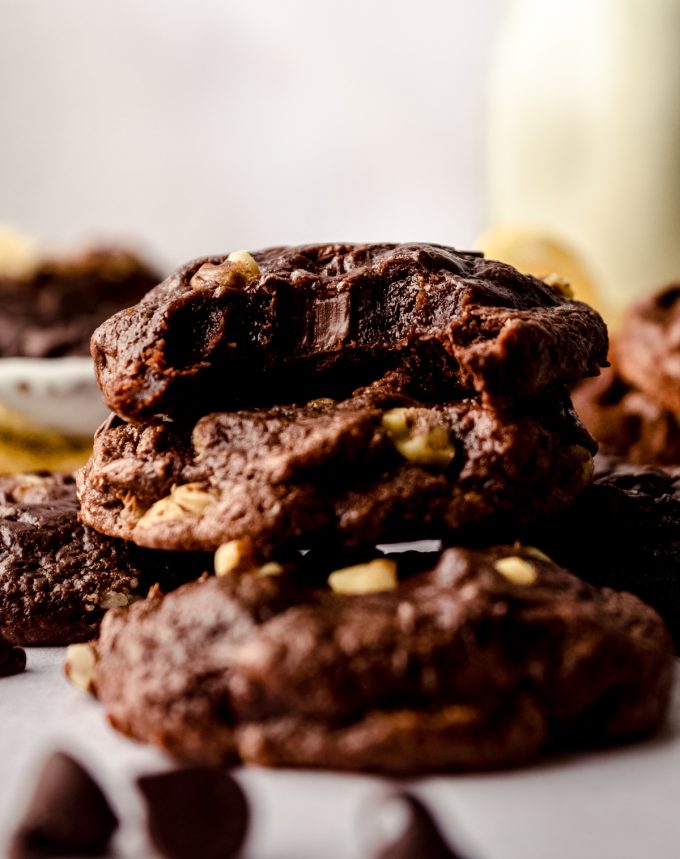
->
[478,225,606,317]
[0,225,37,278]
[0,403,91,474]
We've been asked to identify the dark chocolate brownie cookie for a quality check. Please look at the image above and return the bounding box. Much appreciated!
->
[572,365,680,466]
[77,378,595,553]
[0,473,208,645]
[530,454,680,648]
[88,545,673,773]
[615,284,680,417]
[91,243,608,421]
[0,247,159,358]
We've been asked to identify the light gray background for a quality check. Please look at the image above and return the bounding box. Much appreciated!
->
[0,0,503,268]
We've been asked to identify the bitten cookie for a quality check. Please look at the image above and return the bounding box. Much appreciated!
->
[531,454,680,648]
[614,284,680,417]
[91,243,608,421]
[572,365,680,466]
[0,247,158,358]
[88,546,673,773]
[0,473,208,645]
[77,377,595,553]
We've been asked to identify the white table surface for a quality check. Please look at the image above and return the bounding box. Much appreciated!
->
[2,649,679,859]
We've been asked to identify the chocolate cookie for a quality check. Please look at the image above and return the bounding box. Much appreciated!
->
[77,379,595,554]
[91,243,608,421]
[0,473,208,645]
[89,546,673,773]
[0,247,158,358]
[572,365,680,466]
[614,284,680,417]
[530,454,680,648]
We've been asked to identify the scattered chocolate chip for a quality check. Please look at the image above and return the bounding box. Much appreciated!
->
[372,794,470,859]
[8,752,118,858]
[0,630,26,677]
[137,766,249,859]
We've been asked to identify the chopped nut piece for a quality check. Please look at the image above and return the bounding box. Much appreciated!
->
[214,539,259,577]
[138,484,215,529]
[570,445,595,482]
[171,483,215,515]
[494,556,538,585]
[307,397,336,408]
[328,558,398,595]
[227,249,261,278]
[64,643,98,695]
[257,562,284,577]
[382,408,455,468]
[381,408,409,435]
[190,251,260,291]
[543,272,575,298]
[122,491,146,521]
[523,546,552,562]
[99,591,134,610]
[136,497,186,528]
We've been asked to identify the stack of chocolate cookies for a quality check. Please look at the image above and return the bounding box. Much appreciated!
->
[60,244,674,771]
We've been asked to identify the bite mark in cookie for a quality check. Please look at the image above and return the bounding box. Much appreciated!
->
[91,242,608,421]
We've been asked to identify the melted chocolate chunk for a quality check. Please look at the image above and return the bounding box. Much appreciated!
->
[0,630,26,677]
[137,767,249,859]
[9,752,118,858]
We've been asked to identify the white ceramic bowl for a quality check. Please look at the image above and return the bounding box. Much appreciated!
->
[0,357,109,438]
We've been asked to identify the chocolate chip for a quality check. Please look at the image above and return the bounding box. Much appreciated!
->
[137,766,249,859]
[0,631,26,677]
[8,752,118,858]
[372,794,469,859]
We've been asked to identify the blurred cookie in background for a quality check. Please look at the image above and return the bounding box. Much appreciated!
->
[0,227,160,472]
[0,227,159,358]
[572,366,680,467]
[573,284,680,467]
[614,284,680,418]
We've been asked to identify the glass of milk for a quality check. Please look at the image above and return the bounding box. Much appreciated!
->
[487,0,680,314]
